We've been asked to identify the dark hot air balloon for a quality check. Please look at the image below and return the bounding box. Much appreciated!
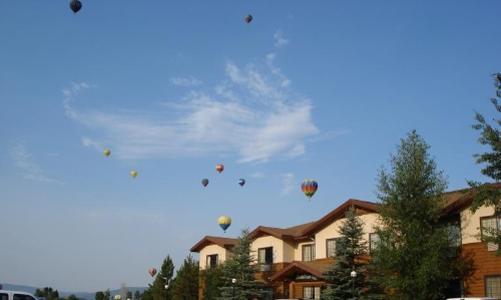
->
[201,178,209,187]
[238,178,246,186]
[69,0,82,13]
[301,179,318,199]
[244,14,253,24]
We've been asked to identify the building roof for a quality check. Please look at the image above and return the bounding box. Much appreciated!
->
[269,261,327,282]
[190,235,238,252]
[248,198,378,241]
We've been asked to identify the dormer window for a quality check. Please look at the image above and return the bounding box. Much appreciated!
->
[206,254,218,269]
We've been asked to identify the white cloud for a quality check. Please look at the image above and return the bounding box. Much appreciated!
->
[281,173,295,195]
[273,30,289,48]
[170,77,203,87]
[9,143,63,184]
[64,53,321,163]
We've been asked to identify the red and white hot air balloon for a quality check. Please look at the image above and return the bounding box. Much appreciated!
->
[148,267,157,277]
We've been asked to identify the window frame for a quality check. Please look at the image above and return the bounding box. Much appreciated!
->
[369,232,380,255]
[484,274,501,298]
[325,238,339,258]
[303,286,320,299]
[480,216,500,240]
[302,243,316,262]
[206,254,218,269]
[258,247,273,265]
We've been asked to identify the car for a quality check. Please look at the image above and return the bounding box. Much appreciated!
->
[0,290,39,300]
[446,298,499,300]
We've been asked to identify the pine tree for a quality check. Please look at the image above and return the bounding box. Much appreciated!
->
[219,229,262,300]
[203,265,224,300]
[148,255,175,300]
[468,72,501,253]
[322,206,383,300]
[170,254,199,300]
[371,131,455,300]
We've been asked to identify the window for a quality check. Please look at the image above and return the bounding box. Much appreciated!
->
[326,238,338,258]
[14,295,37,300]
[258,247,273,265]
[0,293,8,300]
[485,275,501,298]
[206,254,218,269]
[303,287,320,299]
[302,244,316,262]
[481,216,500,251]
[447,222,461,248]
[369,233,380,254]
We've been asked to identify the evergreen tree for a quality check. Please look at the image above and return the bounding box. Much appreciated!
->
[322,207,383,300]
[133,291,141,300]
[104,290,111,300]
[371,131,455,300]
[203,265,224,300]
[35,287,59,300]
[469,72,501,253]
[95,292,105,300]
[126,292,132,300]
[144,255,175,300]
[219,229,262,300]
[170,254,199,300]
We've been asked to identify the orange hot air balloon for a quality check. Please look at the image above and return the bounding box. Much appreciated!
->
[216,164,224,173]
[301,179,318,199]
[148,267,157,277]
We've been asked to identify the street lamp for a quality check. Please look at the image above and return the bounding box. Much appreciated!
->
[163,277,170,300]
[350,270,357,299]
[231,278,237,299]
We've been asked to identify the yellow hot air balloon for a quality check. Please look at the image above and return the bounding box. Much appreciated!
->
[103,148,111,157]
[130,170,138,178]
[218,215,232,232]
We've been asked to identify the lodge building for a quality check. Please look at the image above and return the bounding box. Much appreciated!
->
[190,186,501,299]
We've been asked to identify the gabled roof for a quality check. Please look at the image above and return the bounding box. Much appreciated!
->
[190,235,238,252]
[248,199,378,241]
[269,261,326,282]
[441,182,501,215]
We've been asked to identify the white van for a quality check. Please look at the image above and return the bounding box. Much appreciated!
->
[0,290,39,300]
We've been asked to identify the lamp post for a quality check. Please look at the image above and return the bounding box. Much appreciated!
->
[231,278,237,299]
[350,270,357,299]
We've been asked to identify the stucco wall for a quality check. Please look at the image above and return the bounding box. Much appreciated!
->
[198,244,228,270]
[251,235,285,263]
[460,205,495,244]
[314,213,380,259]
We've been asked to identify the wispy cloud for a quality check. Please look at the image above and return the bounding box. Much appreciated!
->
[281,172,296,195]
[170,76,203,87]
[273,30,289,48]
[9,143,63,184]
[64,47,322,162]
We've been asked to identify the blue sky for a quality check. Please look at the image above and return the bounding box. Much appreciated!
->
[1,0,500,292]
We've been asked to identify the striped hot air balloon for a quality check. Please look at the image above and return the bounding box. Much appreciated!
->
[301,179,318,199]
[218,215,232,232]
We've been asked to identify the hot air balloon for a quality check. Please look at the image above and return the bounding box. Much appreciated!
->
[216,164,224,173]
[103,148,111,157]
[244,14,253,24]
[148,267,157,277]
[69,0,82,13]
[301,179,318,199]
[218,215,232,232]
[201,178,209,187]
[130,170,138,178]
[238,178,246,186]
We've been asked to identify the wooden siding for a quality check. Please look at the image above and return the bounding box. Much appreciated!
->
[462,242,501,297]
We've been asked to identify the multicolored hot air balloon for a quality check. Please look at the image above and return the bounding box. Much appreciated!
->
[69,0,82,13]
[148,267,157,277]
[244,14,253,24]
[103,148,111,157]
[238,178,246,186]
[130,170,138,178]
[216,164,224,173]
[301,179,318,199]
[218,215,232,232]
[201,178,209,187]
